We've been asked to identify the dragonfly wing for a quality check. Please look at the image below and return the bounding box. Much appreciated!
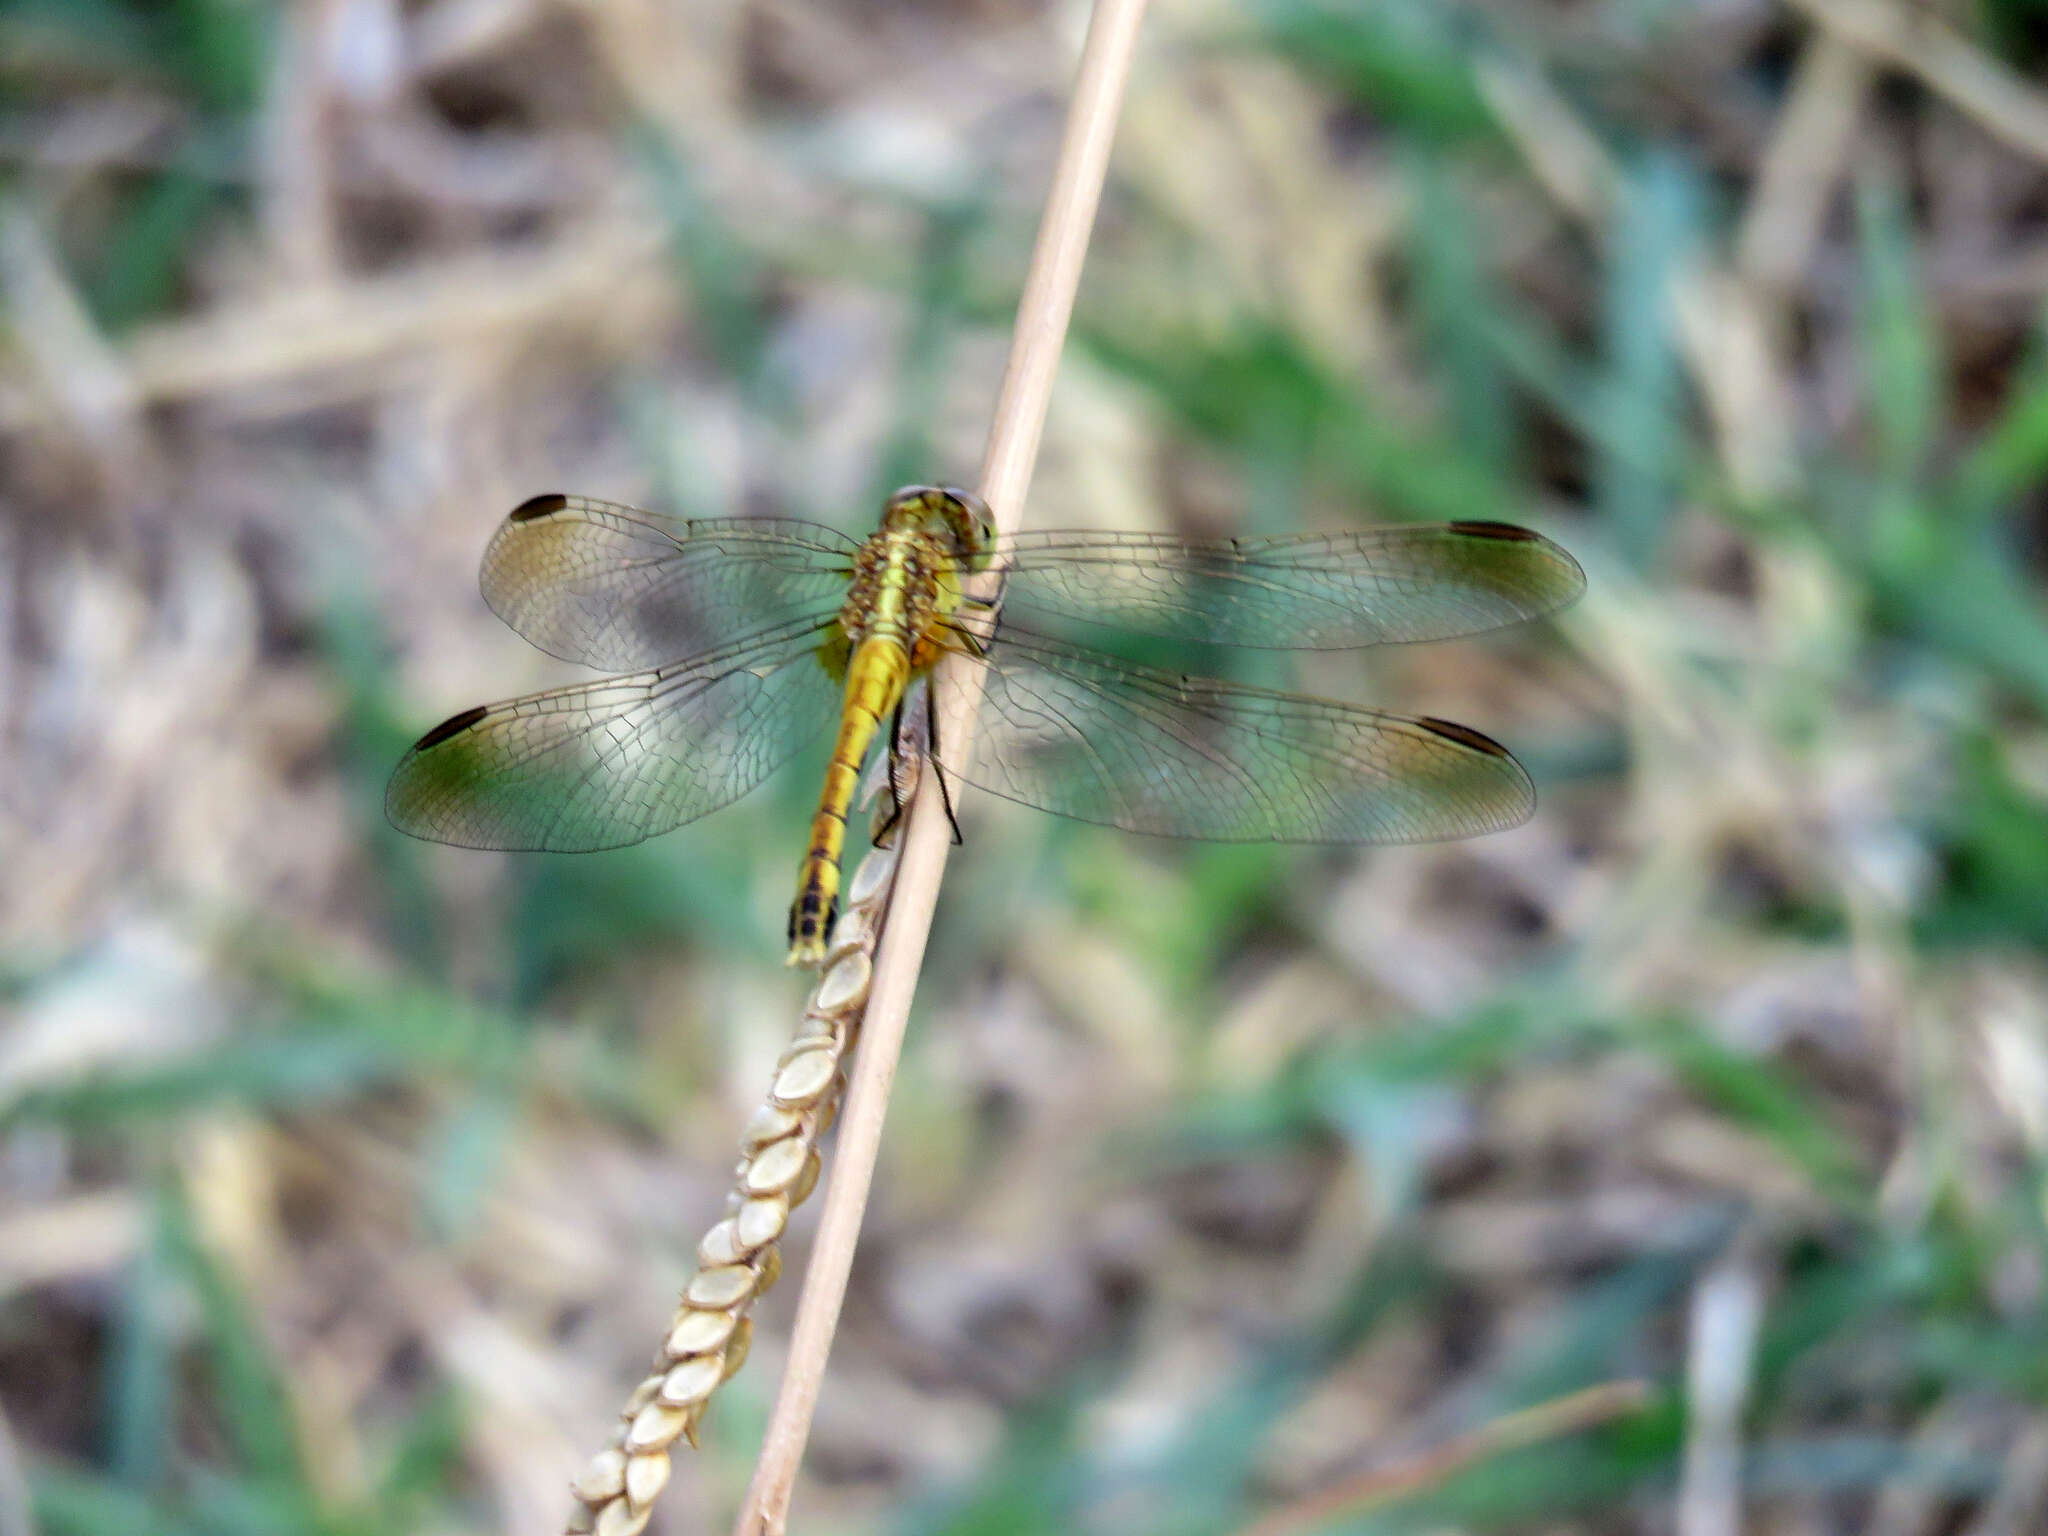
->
[481,494,857,670]
[386,618,842,851]
[931,629,1535,843]
[992,523,1584,648]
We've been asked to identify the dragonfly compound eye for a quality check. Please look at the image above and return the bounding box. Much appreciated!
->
[937,487,997,572]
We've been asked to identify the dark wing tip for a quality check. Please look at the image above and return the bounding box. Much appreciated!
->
[508,492,570,523]
[1447,521,1588,610]
[1414,716,1514,757]
[411,704,490,751]
[1446,519,1543,542]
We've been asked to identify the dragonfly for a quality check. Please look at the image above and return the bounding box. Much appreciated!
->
[386,486,1584,965]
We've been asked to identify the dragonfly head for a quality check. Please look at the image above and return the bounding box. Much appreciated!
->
[883,485,997,574]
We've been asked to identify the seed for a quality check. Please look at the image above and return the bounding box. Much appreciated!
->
[737,1194,789,1249]
[626,1400,690,1452]
[572,1448,627,1503]
[744,1135,809,1196]
[791,1148,822,1206]
[665,1308,735,1358]
[696,1220,743,1269]
[624,1453,670,1509]
[685,1264,756,1309]
[847,844,897,905]
[742,1103,802,1149]
[825,913,865,960]
[772,1048,838,1107]
[658,1355,724,1407]
[722,1316,753,1379]
[814,951,871,1014]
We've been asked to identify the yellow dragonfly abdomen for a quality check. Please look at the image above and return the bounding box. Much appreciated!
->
[789,636,905,964]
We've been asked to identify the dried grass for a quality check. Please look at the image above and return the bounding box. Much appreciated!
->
[5,0,2048,1532]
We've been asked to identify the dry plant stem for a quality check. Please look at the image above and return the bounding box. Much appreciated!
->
[1677,1258,1764,1536]
[1734,36,1873,291]
[1475,55,1793,501]
[732,1,1150,1532]
[1784,0,2048,167]
[564,841,904,1536]
[566,4,1147,1529]
[1236,1379,1655,1536]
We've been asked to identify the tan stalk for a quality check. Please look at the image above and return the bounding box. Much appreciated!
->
[564,837,902,1536]
[564,1,1147,1530]
[1233,1380,1655,1536]
[734,0,1150,1531]
[1782,0,2048,167]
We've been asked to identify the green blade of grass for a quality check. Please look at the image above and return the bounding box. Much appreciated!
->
[104,1189,178,1490]
[1239,0,1499,144]
[1595,155,1694,569]
[1407,152,1516,474]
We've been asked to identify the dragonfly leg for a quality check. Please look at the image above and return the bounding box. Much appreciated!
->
[870,695,962,845]
[872,703,910,847]
[958,559,1007,613]
[925,689,965,847]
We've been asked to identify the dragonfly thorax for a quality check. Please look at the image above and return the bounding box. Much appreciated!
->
[837,526,967,673]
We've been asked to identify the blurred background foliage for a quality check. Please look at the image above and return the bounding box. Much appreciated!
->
[3,0,2047,1532]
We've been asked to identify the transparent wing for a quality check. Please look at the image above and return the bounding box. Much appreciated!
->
[932,627,1535,843]
[990,522,1584,649]
[481,493,858,671]
[386,617,842,851]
